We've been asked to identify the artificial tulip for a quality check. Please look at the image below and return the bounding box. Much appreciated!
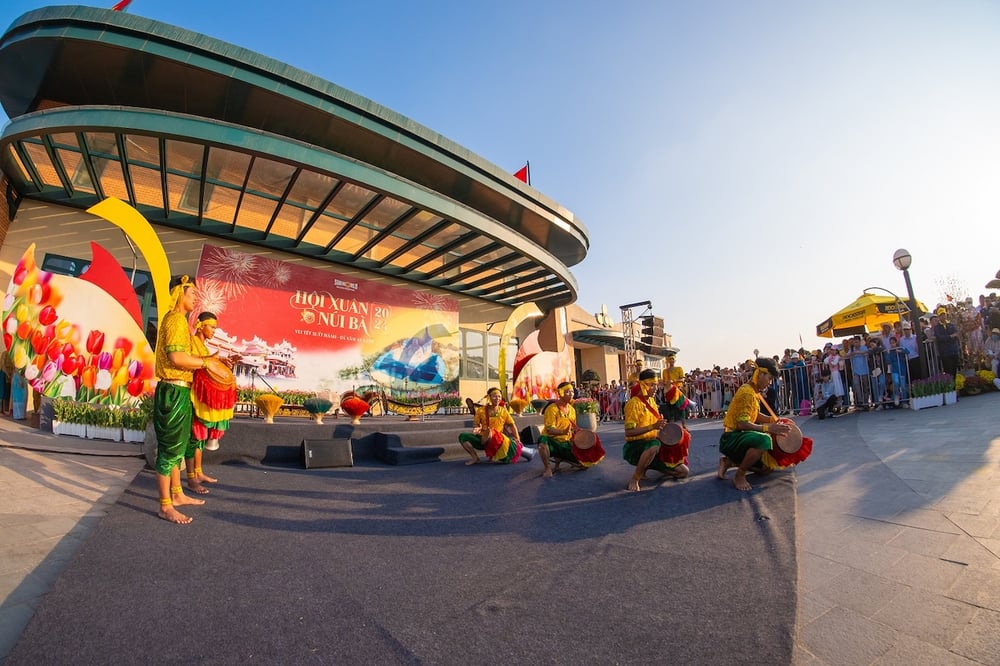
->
[128,359,142,379]
[12,345,29,369]
[31,330,50,355]
[38,305,58,325]
[81,366,97,390]
[111,348,124,371]
[95,369,112,391]
[16,321,31,340]
[46,339,63,362]
[61,354,79,376]
[98,351,113,370]
[114,336,134,357]
[86,329,105,355]
[127,378,145,397]
[2,332,11,350]
[41,361,58,383]
[24,363,39,381]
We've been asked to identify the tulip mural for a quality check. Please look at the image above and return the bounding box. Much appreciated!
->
[2,243,156,405]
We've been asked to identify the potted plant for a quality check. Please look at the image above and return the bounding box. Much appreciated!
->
[941,374,958,405]
[87,406,122,441]
[121,398,151,443]
[573,397,599,431]
[909,377,943,411]
[52,399,88,438]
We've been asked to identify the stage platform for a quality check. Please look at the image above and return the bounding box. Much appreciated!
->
[141,412,545,468]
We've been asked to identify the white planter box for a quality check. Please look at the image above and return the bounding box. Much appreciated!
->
[943,390,958,405]
[122,428,145,443]
[52,420,87,438]
[910,394,943,411]
[86,425,122,442]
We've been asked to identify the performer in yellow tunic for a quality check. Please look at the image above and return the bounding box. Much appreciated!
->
[623,369,695,491]
[153,276,207,524]
[717,357,792,491]
[458,388,533,464]
[661,353,688,423]
[537,381,605,477]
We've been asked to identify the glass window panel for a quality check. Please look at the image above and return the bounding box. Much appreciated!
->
[234,193,279,232]
[361,234,407,263]
[461,329,486,380]
[393,209,444,240]
[361,197,410,230]
[83,132,119,159]
[123,134,160,168]
[269,202,308,239]
[487,333,501,380]
[6,146,32,186]
[166,173,200,213]
[56,148,96,194]
[330,226,375,256]
[164,139,205,178]
[420,222,466,250]
[93,156,129,200]
[205,148,251,188]
[284,170,340,209]
[130,166,164,208]
[203,184,241,225]
[300,212,347,248]
[20,142,60,187]
[328,182,377,220]
[48,133,79,150]
[246,158,296,198]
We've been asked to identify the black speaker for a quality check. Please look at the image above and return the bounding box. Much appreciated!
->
[301,439,353,468]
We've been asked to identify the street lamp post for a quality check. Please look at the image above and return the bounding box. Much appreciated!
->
[892,249,928,379]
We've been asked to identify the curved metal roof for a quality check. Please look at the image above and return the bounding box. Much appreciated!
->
[0,6,588,310]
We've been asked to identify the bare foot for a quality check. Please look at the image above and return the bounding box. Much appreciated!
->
[542,467,553,478]
[187,480,210,495]
[158,506,192,524]
[199,472,217,484]
[716,456,733,480]
[733,470,752,491]
[172,492,206,506]
[465,457,480,466]
[626,473,642,492]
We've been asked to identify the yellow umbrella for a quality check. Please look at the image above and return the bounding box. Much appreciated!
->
[816,292,928,338]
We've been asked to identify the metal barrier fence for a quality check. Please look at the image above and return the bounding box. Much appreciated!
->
[589,339,944,420]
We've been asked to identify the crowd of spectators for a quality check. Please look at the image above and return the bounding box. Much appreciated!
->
[582,292,1000,422]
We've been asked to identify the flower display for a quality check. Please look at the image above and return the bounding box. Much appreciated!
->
[2,244,156,405]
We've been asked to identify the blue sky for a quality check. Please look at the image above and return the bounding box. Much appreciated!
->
[3,1,999,370]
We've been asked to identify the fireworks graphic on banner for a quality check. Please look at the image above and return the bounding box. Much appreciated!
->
[412,291,453,311]
[199,247,257,300]
[193,279,229,319]
[256,258,292,288]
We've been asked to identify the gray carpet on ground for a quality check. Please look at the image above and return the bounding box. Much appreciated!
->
[8,423,798,665]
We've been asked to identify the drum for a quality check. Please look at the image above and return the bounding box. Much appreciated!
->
[571,429,606,467]
[773,418,803,454]
[768,418,812,468]
[192,357,237,409]
[656,422,684,447]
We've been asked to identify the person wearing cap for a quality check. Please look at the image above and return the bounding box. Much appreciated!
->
[898,319,922,381]
[537,381,602,477]
[932,309,961,378]
[153,275,207,524]
[623,369,696,491]
[985,328,1000,376]
[717,358,792,491]
[458,387,533,465]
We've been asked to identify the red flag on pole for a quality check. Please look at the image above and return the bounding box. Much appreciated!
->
[513,162,530,184]
[111,0,132,11]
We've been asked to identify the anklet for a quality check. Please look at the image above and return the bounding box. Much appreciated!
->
[160,498,172,506]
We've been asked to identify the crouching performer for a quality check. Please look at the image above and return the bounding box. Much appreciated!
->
[458,388,534,465]
[538,381,606,478]
[718,357,810,491]
[623,369,696,492]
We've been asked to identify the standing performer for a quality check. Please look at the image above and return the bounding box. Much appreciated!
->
[537,381,605,477]
[661,353,688,423]
[153,276,206,524]
[717,357,793,491]
[623,369,696,492]
[186,312,238,494]
[458,388,533,465]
